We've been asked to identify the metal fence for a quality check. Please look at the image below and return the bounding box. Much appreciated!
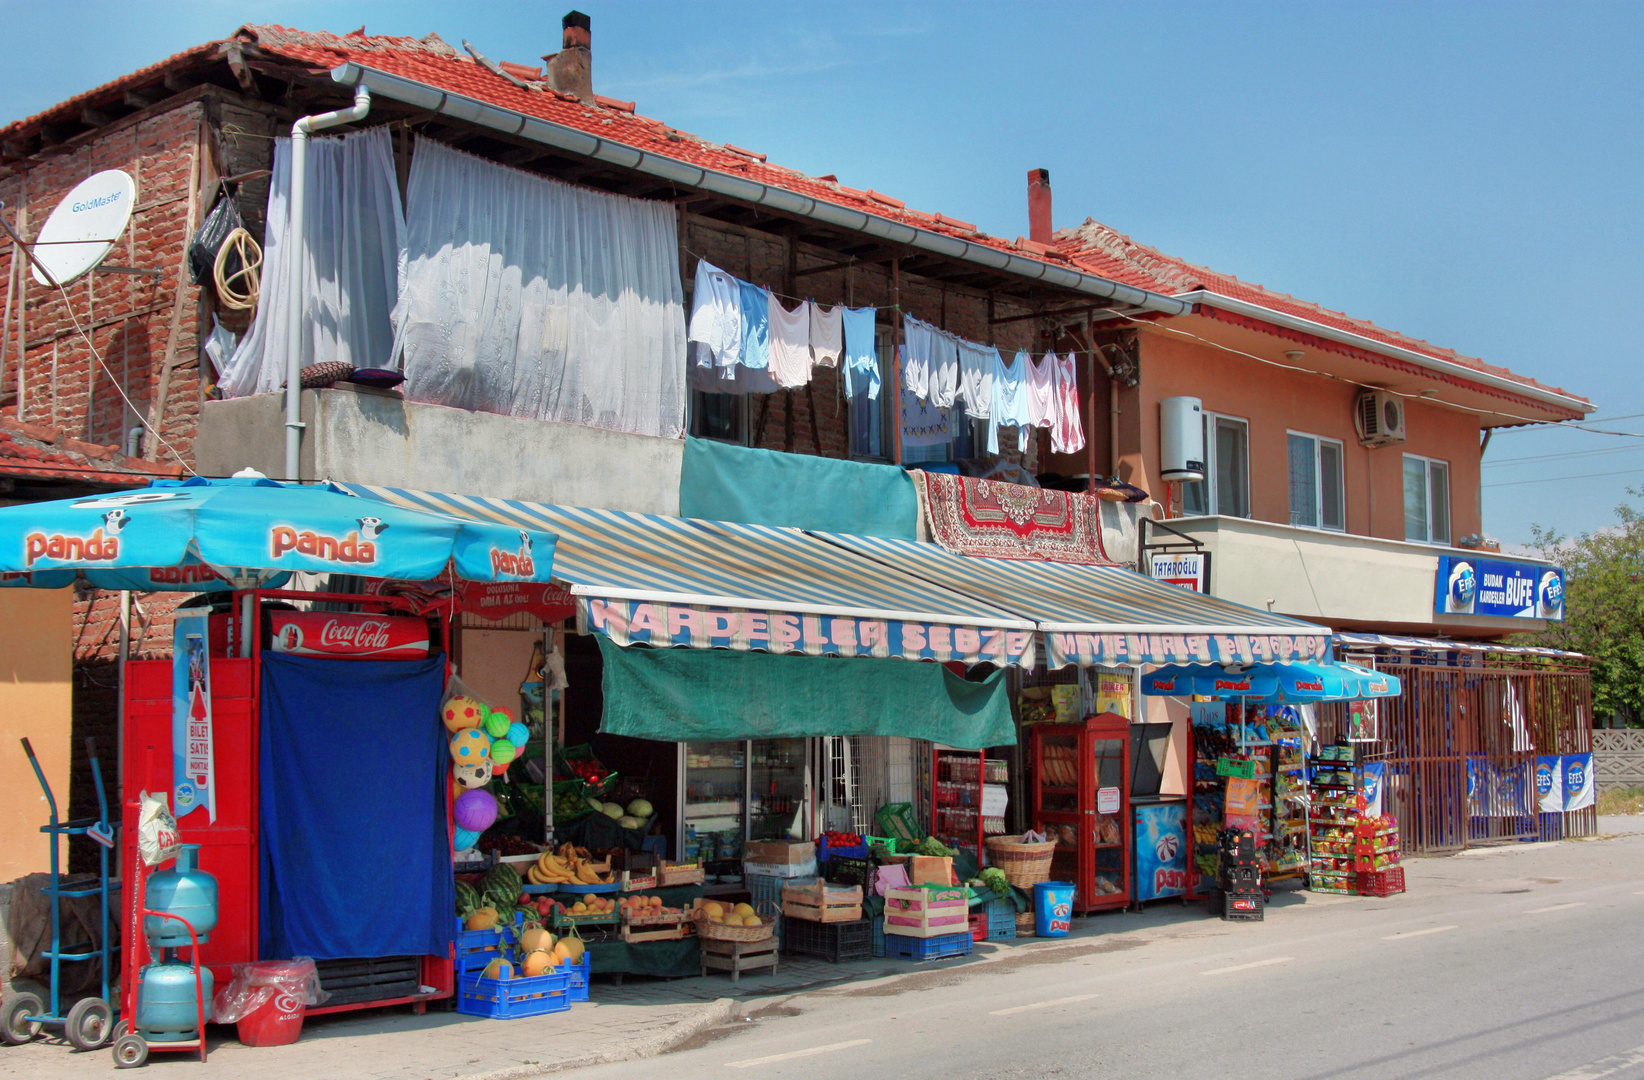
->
[1320,661,1594,853]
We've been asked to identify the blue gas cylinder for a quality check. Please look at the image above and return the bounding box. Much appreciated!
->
[144,843,218,947]
[136,961,214,1041]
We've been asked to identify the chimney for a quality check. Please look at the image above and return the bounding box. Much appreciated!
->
[544,10,593,102]
[1027,168,1052,245]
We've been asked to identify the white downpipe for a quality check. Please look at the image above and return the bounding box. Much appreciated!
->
[283,86,371,480]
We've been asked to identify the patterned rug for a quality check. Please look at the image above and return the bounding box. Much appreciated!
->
[912,471,1116,565]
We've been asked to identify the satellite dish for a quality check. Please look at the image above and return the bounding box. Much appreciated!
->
[30,169,137,286]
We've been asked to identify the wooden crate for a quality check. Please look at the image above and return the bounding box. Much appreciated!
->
[883,886,970,939]
[781,881,865,923]
[659,863,706,886]
[699,936,779,983]
[620,920,692,943]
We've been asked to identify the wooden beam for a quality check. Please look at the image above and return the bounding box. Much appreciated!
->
[80,105,116,128]
[163,72,198,94]
[123,86,165,109]
[223,42,258,95]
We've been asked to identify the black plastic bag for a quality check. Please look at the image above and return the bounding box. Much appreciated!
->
[189,194,246,286]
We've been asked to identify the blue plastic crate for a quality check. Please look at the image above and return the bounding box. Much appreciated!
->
[566,954,591,1002]
[984,897,1016,940]
[871,915,885,958]
[457,966,573,1019]
[817,836,869,862]
[454,912,523,970]
[884,930,974,962]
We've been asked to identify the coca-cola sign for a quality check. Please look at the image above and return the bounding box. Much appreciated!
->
[268,612,429,660]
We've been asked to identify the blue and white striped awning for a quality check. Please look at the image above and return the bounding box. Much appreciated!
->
[341,486,1039,666]
[816,532,1331,668]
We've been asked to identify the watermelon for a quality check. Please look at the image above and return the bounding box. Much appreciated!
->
[482,863,523,908]
[455,880,482,918]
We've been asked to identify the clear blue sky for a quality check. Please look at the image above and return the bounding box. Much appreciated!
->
[3,1,1639,549]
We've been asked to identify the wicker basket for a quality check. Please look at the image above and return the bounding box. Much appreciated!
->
[1015,911,1036,936]
[985,837,1057,887]
[693,909,776,942]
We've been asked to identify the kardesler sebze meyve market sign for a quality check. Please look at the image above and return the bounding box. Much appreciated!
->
[1435,555,1565,621]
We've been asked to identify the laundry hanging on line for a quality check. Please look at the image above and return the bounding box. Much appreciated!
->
[686,258,877,396]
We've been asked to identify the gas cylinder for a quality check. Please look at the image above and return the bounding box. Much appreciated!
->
[136,961,214,1041]
[144,843,218,947]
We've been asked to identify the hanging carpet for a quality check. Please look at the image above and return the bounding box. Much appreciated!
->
[912,470,1115,565]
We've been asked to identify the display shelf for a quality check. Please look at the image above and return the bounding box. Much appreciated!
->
[1029,713,1130,914]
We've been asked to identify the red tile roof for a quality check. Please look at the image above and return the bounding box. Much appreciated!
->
[0,40,224,144]
[0,419,183,486]
[1055,219,1587,412]
[233,25,1099,279]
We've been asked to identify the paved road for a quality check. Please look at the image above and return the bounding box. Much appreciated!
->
[575,822,1644,1080]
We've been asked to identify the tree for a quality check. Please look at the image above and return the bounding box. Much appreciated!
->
[1529,490,1644,727]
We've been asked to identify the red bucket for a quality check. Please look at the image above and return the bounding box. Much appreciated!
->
[234,961,309,1047]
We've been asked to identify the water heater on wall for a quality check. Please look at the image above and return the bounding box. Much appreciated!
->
[1159,397,1204,482]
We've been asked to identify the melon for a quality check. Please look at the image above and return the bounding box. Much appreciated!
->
[481,957,513,980]
[616,815,642,829]
[520,949,554,977]
[558,936,586,964]
[732,902,755,918]
[625,798,653,819]
[465,907,499,931]
[601,802,624,820]
[703,901,724,919]
[520,927,555,954]
[587,797,605,813]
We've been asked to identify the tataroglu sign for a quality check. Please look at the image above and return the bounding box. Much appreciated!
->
[580,597,1036,666]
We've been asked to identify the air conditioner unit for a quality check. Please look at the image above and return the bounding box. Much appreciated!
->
[1355,390,1407,447]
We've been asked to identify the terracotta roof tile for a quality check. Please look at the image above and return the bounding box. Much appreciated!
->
[0,420,183,486]
[1054,219,1587,409]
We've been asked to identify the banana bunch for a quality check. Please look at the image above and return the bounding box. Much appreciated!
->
[526,842,615,886]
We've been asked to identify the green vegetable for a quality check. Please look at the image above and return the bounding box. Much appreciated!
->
[978,867,1011,898]
[913,836,957,858]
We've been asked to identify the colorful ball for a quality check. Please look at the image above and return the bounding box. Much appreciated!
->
[443,695,485,733]
[488,738,518,766]
[482,709,511,739]
[449,728,490,763]
[453,788,498,832]
[453,761,491,789]
[453,826,480,851]
[491,761,510,777]
[506,722,530,747]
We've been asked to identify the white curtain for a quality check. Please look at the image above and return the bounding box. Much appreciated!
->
[393,137,686,439]
[218,127,405,397]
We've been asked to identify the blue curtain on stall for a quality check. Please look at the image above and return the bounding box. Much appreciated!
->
[259,653,452,960]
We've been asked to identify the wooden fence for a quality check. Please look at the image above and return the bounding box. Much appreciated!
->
[1320,661,1594,853]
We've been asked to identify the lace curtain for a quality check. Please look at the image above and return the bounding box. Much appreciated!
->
[393,137,687,439]
[217,127,404,396]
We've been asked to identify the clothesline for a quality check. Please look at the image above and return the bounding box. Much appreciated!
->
[682,248,1104,359]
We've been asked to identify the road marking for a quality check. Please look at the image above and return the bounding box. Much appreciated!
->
[1202,957,1293,976]
[727,1040,871,1068]
[990,992,1103,1016]
[1524,902,1587,914]
[1382,925,1457,940]
[1540,1042,1644,1080]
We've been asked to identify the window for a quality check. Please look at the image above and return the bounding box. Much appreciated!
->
[690,389,745,443]
[1288,432,1345,531]
[1181,413,1249,517]
[1403,454,1450,544]
[849,325,896,459]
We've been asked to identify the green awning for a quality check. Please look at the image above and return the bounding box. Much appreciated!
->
[597,638,1015,749]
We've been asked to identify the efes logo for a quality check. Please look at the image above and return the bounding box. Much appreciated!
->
[1538,570,1564,618]
[25,527,119,567]
[270,523,379,565]
[490,530,537,579]
[1447,560,1477,613]
[1535,760,1556,796]
[1564,757,1586,790]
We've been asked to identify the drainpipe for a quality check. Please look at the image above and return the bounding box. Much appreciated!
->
[284,86,371,481]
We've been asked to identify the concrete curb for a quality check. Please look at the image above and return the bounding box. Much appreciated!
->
[463,998,739,1080]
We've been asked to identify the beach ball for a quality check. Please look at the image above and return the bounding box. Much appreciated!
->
[489,738,518,767]
[449,728,490,763]
[454,826,481,851]
[443,695,485,733]
[482,709,511,739]
[453,788,498,832]
[507,722,530,747]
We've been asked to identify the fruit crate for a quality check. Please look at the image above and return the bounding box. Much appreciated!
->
[782,881,865,924]
[983,897,1016,940]
[550,908,619,931]
[566,954,592,1003]
[884,929,973,962]
[454,912,523,965]
[823,855,874,890]
[781,916,873,963]
[1356,866,1406,897]
[457,966,572,1019]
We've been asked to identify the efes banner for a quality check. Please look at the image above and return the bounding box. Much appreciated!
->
[1536,753,1594,812]
[1435,556,1564,621]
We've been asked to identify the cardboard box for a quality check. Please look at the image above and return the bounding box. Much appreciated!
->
[908,855,954,886]
[743,840,815,865]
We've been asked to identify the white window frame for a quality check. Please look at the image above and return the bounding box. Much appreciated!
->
[1286,430,1346,532]
[1182,412,1250,518]
[1402,453,1451,545]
